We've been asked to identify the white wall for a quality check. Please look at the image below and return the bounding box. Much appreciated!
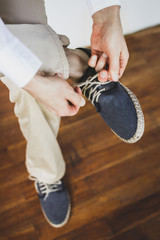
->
[45,0,160,48]
[120,0,160,35]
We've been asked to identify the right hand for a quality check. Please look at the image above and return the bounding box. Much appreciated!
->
[88,6,129,82]
[23,72,85,116]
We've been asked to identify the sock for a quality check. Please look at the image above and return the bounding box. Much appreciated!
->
[64,48,89,80]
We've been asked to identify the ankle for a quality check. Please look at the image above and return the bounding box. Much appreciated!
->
[64,48,89,80]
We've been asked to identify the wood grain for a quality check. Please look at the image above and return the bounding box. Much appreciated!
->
[0,25,160,240]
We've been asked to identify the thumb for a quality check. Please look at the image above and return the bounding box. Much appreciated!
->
[67,88,85,108]
[108,53,120,82]
[74,86,86,107]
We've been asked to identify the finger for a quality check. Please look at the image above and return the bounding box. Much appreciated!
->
[54,98,78,117]
[119,49,129,77]
[95,53,108,72]
[88,55,98,68]
[67,88,86,108]
[74,87,85,107]
[68,102,80,116]
[64,98,81,117]
[91,49,102,58]
[74,86,82,95]
[108,53,120,82]
[47,98,68,117]
[98,70,108,82]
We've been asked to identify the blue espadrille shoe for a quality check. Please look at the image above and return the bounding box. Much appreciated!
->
[76,48,144,143]
[35,180,71,228]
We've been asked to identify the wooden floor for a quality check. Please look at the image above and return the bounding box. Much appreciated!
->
[0,25,160,240]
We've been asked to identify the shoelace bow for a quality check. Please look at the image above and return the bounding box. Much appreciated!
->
[37,180,62,201]
[75,73,110,104]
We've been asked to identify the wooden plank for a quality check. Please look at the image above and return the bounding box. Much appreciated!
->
[52,192,160,240]
[111,214,160,240]
[0,116,24,151]
[7,141,26,164]
[36,167,160,240]
[57,106,160,175]
[0,162,28,189]
[54,218,113,240]
[107,191,160,238]
[60,125,160,184]
[0,25,160,240]
[0,148,13,170]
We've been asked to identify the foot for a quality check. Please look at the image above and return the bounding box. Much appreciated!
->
[64,48,89,80]
[34,180,71,228]
[75,49,145,143]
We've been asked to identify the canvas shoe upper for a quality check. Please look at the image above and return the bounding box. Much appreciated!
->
[75,48,144,143]
[35,180,71,228]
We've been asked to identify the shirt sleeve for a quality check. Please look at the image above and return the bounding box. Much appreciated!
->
[0,18,42,88]
[85,0,121,16]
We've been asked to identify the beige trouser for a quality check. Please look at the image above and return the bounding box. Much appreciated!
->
[0,0,70,184]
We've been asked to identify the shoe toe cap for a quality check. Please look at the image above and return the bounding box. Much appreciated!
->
[40,190,70,226]
[98,82,138,141]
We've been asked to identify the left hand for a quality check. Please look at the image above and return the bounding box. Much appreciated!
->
[88,6,129,82]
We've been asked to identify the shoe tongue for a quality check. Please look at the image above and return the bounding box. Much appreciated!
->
[53,183,63,191]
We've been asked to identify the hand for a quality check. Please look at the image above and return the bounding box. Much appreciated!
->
[23,72,85,117]
[88,6,129,82]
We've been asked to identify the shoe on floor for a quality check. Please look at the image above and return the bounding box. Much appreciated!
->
[76,48,145,143]
[34,180,71,228]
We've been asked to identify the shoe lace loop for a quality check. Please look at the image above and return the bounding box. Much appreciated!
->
[28,176,62,201]
[39,181,62,201]
[75,73,110,104]
[36,180,62,201]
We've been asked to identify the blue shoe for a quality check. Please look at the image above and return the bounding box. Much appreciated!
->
[76,48,144,143]
[35,180,71,228]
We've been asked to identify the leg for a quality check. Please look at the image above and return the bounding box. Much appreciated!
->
[64,47,89,80]
[0,0,72,227]
[1,77,65,183]
[0,0,89,227]
[0,0,66,183]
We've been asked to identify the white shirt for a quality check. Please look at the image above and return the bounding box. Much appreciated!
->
[85,0,121,16]
[0,19,42,87]
[0,0,121,87]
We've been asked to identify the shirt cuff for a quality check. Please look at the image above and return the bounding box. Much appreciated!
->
[85,0,121,16]
[0,24,42,88]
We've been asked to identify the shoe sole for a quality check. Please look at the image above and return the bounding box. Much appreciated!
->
[40,193,71,228]
[112,83,145,143]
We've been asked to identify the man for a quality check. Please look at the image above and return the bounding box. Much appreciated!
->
[0,0,129,227]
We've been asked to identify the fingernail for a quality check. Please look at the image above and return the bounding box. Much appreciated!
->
[92,55,97,60]
[102,53,107,58]
[100,71,107,79]
[111,71,119,82]
[80,97,86,107]
[57,73,63,78]
[90,55,97,64]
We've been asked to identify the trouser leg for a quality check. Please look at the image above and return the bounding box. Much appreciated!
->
[1,77,66,183]
[0,0,69,183]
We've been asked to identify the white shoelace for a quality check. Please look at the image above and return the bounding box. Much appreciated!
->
[35,180,62,201]
[75,73,110,104]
